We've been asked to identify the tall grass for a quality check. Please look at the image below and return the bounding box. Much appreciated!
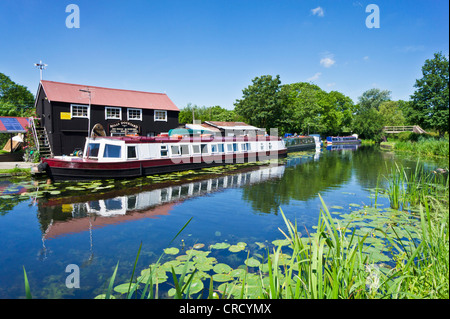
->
[393,137,449,158]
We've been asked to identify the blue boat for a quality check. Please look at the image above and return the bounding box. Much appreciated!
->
[326,136,361,145]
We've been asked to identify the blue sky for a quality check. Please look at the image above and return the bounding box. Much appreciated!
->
[1,0,448,109]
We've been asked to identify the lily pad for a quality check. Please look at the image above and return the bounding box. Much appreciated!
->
[331,205,344,209]
[193,243,205,249]
[164,247,180,255]
[210,242,230,250]
[255,242,266,249]
[213,263,232,274]
[230,268,246,278]
[212,273,233,282]
[272,239,290,247]
[229,245,245,253]
[244,258,261,267]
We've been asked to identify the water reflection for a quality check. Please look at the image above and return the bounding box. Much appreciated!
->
[326,144,360,151]
[38,164,288,240]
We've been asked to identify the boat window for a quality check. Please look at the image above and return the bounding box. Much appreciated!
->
[171,145,180,155]
[226,144,233,152]
[246,143,251,151]
[104,144,121,158]
[201,144,209,154]
[241,143,247,151]
[127,146,137,159]
[180,144,190,155]
[160,145,168,157]
[89,200,101,211]
[105,198,123,210]
[233,143,238,152]
[87,143,100,157]
[268,142,272,150]
[260,143,265,151]
[192,145,200,154]
[211,144,218,153]
[218,144,224,152]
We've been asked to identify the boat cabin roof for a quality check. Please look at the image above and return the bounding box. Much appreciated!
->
[88,135,281,144]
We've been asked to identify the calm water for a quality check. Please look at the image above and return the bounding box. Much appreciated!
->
[0,146,447,299]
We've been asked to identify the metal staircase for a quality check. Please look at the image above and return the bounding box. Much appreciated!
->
[29,117,53,158]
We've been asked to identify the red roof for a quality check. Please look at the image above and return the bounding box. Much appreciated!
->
[39,80,179,112]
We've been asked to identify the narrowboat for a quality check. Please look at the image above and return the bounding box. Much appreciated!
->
[40,135,287,181]
[326,135,361,145]
[282,136,317,152]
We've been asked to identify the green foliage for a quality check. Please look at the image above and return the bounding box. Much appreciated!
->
[0,73,35,117]
[378,101,406,126]
[408,52,449,135]
[234,75,284,132]
[178,103,242,124]
[352,106,384,141]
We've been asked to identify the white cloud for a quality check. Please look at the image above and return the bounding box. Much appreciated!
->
[311,6,324,17]
[307,72,322,81]
[320,57,335,68]
[363,56,369,61]
[327,82,336,87]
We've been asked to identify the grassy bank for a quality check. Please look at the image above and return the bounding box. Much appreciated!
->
[384,133,449,158]
[86,162,448,300]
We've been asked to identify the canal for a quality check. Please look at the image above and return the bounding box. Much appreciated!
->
[0,145,447,298]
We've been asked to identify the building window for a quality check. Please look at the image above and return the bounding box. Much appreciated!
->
[127,108,142,121]
[154,110,167,122]
[71,104,89,118]
[106,107,122,120]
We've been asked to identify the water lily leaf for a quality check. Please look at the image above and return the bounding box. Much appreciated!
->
[244,258,261,267]
[114,283,138,294]
[229,245,245,253]
[210,242,230,250]
[237,242,247,248]
[193,243,205,249]
[272,239,290,247]
[213,263,232,274]
[331,205,344,209]
[230,268,246,278]
[349,203,360,207]
[212,273,233,282]
[164,247,179,255]
[255,242,266,249]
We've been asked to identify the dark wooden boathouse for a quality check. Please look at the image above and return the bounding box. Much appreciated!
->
[35,80,179,156]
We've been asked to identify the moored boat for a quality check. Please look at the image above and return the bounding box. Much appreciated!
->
[326,136,361,145]
[282,136,317,152]
[40,135,287,181]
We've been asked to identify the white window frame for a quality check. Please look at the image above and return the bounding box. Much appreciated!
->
[71,104,89,118]
[105,107,122,120]
[154,110,168,122]
[127,108,142,121]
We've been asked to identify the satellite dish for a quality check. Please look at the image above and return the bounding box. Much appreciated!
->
[91,123,106,137]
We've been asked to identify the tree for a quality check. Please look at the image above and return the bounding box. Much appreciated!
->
[378,101,405,126]
[357,88,391,111]
[409,52,449,135]
[319,90,355,136]
[178,103,241,124]
[281,82,323,135]
[0,73,35,116]
[234,75,284,131]
[352,106,383,141]
[352,88,389,141]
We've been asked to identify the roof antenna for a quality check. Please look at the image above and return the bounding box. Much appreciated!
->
[34,60,48,81]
